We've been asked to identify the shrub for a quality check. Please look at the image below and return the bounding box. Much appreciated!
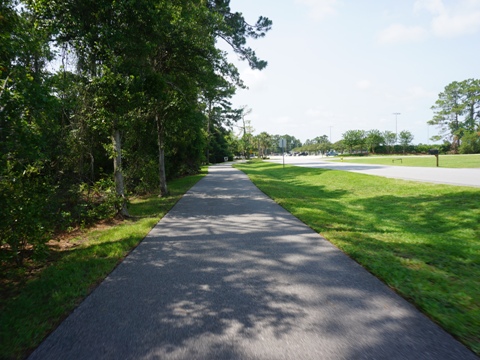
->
[0,171,123,266]
[0,169,54,265]
[459,132,480,154]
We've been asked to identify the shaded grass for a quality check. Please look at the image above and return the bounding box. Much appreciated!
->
[0,169,206,360]
[234,161,480,355]
[330,154,480,168]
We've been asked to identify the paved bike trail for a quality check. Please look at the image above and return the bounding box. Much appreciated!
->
[29,164,477,360]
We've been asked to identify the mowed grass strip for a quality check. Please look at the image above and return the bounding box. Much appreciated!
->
[0,170,206,360]
[234,161,480,355]
[329,153,480,168]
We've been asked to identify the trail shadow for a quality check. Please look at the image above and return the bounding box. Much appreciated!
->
[28,165,478,360]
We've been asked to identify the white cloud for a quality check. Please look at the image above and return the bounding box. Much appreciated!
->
[415,0,480,37]
[406,86,436,100]
[379,0,480,44]
[305,108,336,119]
[384,86,436,106]
[378,24,428,44]
[295,0,339,20]
[306,108,322,117]
[414,0,446,15]
[431,11,480,37]
[240,68,267,89]
[356,79,372,90]
[274,116,291,125]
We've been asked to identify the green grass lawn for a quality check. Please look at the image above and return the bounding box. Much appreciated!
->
[234,161,480,355]
[0,170,206,360]
[329,153,480,168]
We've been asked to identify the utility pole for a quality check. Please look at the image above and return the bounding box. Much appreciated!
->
[241,107,252,137]
[241,106,252,159]
[393,112,401,142]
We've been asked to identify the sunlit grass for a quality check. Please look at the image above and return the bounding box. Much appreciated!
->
[234,161,480,355]
[329,154,480,168]
[0,169,207,360]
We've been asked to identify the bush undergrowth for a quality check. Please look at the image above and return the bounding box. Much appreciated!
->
[0,169,206,359]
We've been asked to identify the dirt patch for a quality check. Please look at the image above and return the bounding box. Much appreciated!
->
[1,217,125,303]
[47,217,125,251]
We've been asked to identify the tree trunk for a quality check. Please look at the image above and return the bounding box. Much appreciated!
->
[206,103,211,164]
[112,128,129,216]
[156,113,168,196]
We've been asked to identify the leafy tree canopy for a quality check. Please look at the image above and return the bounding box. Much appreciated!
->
[429,78,480,149]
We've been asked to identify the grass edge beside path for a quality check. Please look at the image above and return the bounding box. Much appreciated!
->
[234,161,480,356]
[0,169,207,360]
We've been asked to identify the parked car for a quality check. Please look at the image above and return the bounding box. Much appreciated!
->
[326,151,338,156]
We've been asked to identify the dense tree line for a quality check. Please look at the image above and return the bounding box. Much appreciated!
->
[0,0,271,264]
[248,129,419,156]
[249,133,302,157]
[341,129,414,154]
[292,129,414,155]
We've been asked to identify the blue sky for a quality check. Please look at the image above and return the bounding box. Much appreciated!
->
[223,0,480,144]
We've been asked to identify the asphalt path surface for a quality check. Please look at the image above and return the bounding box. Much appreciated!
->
[268,156,480,187]
[30,164,478,359]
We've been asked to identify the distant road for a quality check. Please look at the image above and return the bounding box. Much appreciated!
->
[268,156,480,187]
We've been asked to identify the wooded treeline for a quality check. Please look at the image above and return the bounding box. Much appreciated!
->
[0,0,271,264]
